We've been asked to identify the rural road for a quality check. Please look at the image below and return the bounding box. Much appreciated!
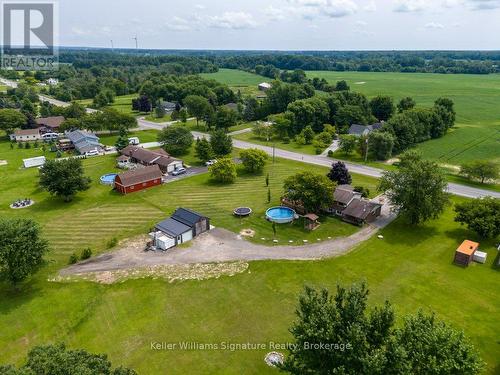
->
[3,76,497,199]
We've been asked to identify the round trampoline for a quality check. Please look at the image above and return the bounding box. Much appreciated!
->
[266,206,296,224]
[100,173,118,185]
[234,207,252,217]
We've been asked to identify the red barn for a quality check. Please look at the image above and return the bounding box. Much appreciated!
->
[114,165,163,195]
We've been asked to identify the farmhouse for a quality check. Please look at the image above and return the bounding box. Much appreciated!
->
[160,101,178,113]
[258,82,272,91]
[348,123,384,137]
[119,146,183,173]
[36,116,65,133]
[114,165,163,194]
[328,185,362,215]
[66,130,102,155]
[454,240,479,266]
[341,199,382,225]
[11,128,41,142]
[151,208,210,250]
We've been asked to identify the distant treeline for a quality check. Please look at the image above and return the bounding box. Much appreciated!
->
[216,51,500,75]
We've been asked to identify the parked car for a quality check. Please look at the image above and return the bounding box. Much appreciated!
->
[205,159,217,166]
[171,167,187,176]
[128,137,140,145]
[85,150,100,157]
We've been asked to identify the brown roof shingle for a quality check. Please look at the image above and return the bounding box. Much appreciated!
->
[334,185,361,205]
[35,116,65,128]
[343,200,381,220]
[115,165,163,187]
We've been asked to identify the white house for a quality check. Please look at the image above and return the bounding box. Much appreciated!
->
[12,128,41,142]
[46,78,59,85]
[258,82,272,91]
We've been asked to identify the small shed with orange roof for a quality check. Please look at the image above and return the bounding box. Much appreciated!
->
[454,240,480,266]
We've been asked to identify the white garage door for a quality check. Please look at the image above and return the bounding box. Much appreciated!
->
[181,230,193,243]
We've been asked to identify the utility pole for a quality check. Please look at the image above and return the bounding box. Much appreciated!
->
[364,137,369,163]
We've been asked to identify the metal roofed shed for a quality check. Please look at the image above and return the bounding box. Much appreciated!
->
[23,156,46,168]
[454,240,480,266]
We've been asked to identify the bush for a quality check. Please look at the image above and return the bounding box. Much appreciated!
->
[209,157,237,183]
[106,237,118,249]
[33,141,39,148]
[68,253,78,264]
[240,148,269,173]
[80,247,92,260]
[354,186,370,198]
[25,142,31,149]
[282,136,290,144]
[56,150,62,158]
[327,150,334,157]
[17,142,23,149]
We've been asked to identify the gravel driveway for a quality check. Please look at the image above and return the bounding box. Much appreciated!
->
[60,201,396,276]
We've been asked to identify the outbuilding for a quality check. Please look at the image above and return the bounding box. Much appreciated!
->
[454,240,479,266]
[12,128,41,142]
[23,156,46,168]
[114,165,163,194]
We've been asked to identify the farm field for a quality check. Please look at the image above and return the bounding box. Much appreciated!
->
[306,71,500,166]
[201,68,268,96]
[232,130,319,155]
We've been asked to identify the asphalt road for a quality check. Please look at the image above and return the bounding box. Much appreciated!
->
[3,77,497,199]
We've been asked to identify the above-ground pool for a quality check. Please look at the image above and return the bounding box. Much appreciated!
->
[100,173,118,185]
[266,206,296,224]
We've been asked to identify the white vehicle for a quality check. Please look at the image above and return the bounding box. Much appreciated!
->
[128,137,140,145]
[205,159,217,166]
[85,150,100,157]
[171,167,187,176]
[42,133,59,141]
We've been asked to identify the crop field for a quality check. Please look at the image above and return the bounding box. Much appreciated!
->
[306,71,500,166]
[1,134,499,374]
[77,94,142,116]
[201,68,268,96]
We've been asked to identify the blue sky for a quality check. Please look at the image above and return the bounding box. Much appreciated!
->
[59,0,500,50]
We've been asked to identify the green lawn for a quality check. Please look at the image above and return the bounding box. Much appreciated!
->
[77,94,146,116]
[201,68,269,97]
[306,71,500,166]
[144,113,171,123]
[1,133,499,374]
[232,131,320,155]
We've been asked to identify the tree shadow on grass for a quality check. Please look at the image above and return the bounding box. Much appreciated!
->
[0,280,43,315]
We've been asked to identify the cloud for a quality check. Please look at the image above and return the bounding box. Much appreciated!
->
[264,6,287,21]
[355,20,368,26]
[194,4,206,9]
[203,12,258,30]
[424,21,445,28]
[285,0,358,19]
[393,0,430,12]
[466,0,500,9]
[364,0,377,11]
[164,16,192,32]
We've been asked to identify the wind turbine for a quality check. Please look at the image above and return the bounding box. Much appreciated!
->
[110,39,114,51]
[133,36,138,50]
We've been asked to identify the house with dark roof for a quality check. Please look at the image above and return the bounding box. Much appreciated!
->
[328,185,362,215]
[160,101,179,113]
[348,122,384,137]
[151,208,210,250]
[341,199,382,225]
[114,165,163,194]
[119,146,183,173]
[66,130,102,155]
[36,116,65,133]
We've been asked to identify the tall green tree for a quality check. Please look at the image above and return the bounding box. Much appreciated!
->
[115,127,130,151]
[397,97,416,112]
[370,95,395,121]
[184,95,212,127]
[194,137,213,162]
[0,218,49,285]
[157,125,193,156]
[0,109,27,133]
[283,171,335,213]
[210,129,233,157]
[378,152,449,224]
[0,343,137,374]
[239,148,269,173]
[368,131,395,160]
[327,161,352,185]
[455,197,500,238]
[281,282,484,375]
[39,159,91,202]
[460,161,499,184]
[209,157,237,183]
[339,134,358,155]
